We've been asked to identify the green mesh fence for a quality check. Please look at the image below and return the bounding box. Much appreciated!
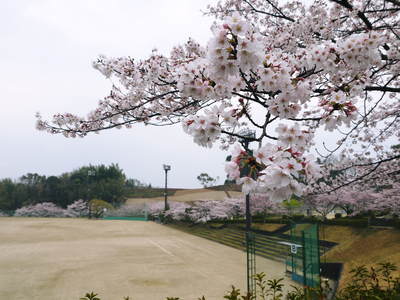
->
[103,203,148,221]
[287,223,320,288]
[103,216,148,221]
[246,232,256,296]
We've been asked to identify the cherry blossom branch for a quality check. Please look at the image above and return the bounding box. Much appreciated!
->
[385,0,400,6]
[365,86,400,92]
[329,0,373,30]
[242,0,295,22]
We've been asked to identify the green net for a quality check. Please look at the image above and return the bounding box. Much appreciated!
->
[103,203,148,221]
[287,223,320,288]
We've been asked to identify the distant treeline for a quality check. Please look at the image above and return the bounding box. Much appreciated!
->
[0,164,157,212]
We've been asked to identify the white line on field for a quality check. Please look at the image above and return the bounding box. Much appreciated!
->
[148,239,175,257]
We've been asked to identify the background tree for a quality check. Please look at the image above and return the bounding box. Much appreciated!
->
[282,197,304,217]
[0,179,21,212]
[303,194,337,220]
[0,164,128,212]
[197,173,219,188]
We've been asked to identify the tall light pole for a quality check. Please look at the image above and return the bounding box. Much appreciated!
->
[238,128,257,296]
[87,169,95,219]
[239,129,256,232]
[163,164,171,211]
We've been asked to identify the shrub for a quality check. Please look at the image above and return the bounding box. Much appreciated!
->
[0,211,9,217]
[66,199,89,217]
[89,199,114,218]
[14,202,67,218]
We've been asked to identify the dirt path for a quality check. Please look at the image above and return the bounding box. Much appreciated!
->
[0,217,293,300]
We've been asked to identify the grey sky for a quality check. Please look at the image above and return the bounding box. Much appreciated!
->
[1,0,227,188]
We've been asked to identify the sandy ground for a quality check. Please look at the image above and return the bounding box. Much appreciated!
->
[0,217,294,300]
[126,189,243,205]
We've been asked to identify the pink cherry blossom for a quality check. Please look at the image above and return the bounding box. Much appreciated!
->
[37,0,400,205]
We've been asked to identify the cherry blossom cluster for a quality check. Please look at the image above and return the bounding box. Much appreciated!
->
[66,199,89,217]
[303,194,339,219]
[225,141,321,201]
[182,103,239,147]
[313,145,400,199]
[146,185,400,223]
[37,0,400,202]
[306,185,400,218]
[13,200,89,218]
[318,91,358,131]
[147,194,283,223]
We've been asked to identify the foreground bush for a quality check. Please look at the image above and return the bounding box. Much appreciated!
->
[81,263,400,299]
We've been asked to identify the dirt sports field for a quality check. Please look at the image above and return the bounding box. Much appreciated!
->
[0,217,294,300]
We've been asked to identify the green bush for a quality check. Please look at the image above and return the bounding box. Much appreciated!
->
[89,199,114,218]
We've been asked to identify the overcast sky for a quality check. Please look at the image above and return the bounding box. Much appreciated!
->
[1,0,232,188]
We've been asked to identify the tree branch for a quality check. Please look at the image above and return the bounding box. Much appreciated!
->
[329,0,373,30]
[365,86,400,92]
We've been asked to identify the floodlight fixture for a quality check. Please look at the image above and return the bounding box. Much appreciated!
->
[238,128,256,150]
[238,128,256,139]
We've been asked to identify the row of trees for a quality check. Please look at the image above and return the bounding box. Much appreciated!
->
[145,186,399,224]
[0,164,132,212]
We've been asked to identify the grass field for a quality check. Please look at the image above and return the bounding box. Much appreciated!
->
[0,217,294,300]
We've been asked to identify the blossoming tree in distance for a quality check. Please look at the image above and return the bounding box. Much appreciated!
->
[37,0,400,202]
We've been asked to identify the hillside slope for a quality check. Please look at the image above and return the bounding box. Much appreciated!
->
[126,188,242,204]
[321,225,400,285]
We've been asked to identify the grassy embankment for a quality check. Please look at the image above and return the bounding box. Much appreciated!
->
[320,225,400,286]
[169,222,400,287]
